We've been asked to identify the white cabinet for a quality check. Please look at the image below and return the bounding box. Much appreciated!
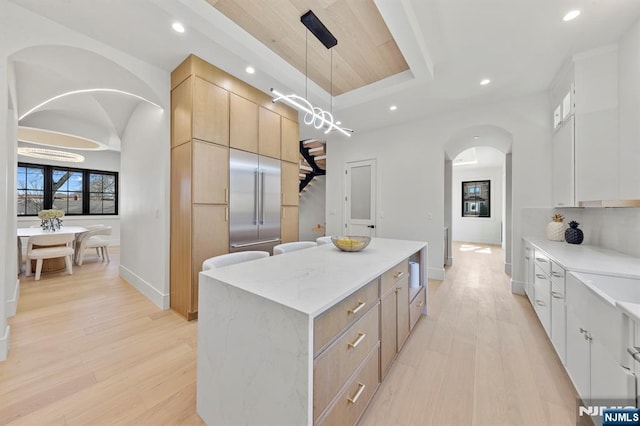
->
[533,266,551,336]
[524,243,535,305]
[550,263,566,364]
[552,115,575,207]
[573,47,620,203]
[565,273,630,401]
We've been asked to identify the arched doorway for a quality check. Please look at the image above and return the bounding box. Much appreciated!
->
[444,125,513,275]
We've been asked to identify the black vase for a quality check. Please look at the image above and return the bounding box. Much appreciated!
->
[565,222,584,244]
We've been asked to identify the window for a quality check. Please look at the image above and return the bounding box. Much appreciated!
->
[17,163,118,216]
[462,180,490,218]
[17,165,45,215]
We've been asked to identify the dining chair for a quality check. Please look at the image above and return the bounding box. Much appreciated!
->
[273,241,317,255]
[202,251,270,270]
[26,233,75,280]
[316,236,332,245]
[75,226,112,265]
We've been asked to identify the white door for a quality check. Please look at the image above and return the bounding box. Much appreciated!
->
[345,159,376,237]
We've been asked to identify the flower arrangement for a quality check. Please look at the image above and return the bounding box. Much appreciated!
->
[38,209,64,231]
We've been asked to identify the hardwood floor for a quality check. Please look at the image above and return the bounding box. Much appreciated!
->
[0,242,577,425]
[359,242,578,426]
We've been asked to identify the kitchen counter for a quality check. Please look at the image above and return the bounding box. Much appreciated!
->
[524,237,640,279]
[196,237,428,426]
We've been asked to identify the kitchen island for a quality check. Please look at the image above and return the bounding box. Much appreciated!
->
[196,238,428,426]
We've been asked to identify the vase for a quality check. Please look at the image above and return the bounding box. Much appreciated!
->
[565,221,584,244]
[546,221,566,241]
[41,218,62,232]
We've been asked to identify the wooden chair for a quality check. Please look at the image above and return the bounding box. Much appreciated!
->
[26,233,75,281]
[75,226,112,265]
[273,241,317,255]
[202,251,270,270]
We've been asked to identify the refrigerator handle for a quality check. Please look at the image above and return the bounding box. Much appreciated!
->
[254,169,259,225]
[260,170,266,225]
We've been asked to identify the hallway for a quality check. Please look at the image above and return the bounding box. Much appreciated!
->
[360,241,578,426]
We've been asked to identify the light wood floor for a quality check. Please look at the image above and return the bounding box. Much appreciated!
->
[0,242,577,425]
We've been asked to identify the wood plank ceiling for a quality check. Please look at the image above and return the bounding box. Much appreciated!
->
[205,0,409,95]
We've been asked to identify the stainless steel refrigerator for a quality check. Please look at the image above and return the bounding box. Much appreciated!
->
[229,149,281,253]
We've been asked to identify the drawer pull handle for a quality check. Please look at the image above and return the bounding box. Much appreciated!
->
[348,333,366,349]
[551,291,563,299]
[393,271,404,279]
[535,274,546,279]
[348,301,366,315]
[535,258,547,263]
[579,327,587,334]
[585,333,593,342]
[417,300,425,308]
[551,272,564,277]
[536,300,545,307]
[347,383,366,404]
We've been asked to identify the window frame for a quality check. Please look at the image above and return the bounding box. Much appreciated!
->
[461,180,491,218]
[17,162,119,216]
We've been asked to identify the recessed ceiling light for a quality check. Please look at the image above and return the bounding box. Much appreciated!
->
[172,22,185,33]
[389,105,397,111]
[480,79,491,86]
[563,10,581,21]
[245,66,255,74]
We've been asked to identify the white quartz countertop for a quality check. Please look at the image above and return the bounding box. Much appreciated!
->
[200,238,427,317]
[524,237,640,279]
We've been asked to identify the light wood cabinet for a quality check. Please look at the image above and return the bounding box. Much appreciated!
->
[281,205,299,243]
[192,141,228,204]
[380,270,410,379]
[171,55,298,320]
[258,107,281,158]
[230,93,258,153]
[281,161,299,207]
[281,117,299,163]
[193,77,229,146]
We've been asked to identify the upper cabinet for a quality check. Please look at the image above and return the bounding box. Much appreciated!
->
[230,93,259,153]
[281,117,299,164]
[259,107,281,159]
[193,77,229,146]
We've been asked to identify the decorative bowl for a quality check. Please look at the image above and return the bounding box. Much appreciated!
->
[330,236,371,252]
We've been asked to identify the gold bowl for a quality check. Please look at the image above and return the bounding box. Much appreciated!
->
[330,236,371,252]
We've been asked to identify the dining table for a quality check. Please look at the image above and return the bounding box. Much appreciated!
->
[17,226,88,274]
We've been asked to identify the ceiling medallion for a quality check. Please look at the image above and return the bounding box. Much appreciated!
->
[18,147,85,163]
[271,10,353,137]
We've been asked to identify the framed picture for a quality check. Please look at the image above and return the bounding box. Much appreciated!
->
[462,180,490,217]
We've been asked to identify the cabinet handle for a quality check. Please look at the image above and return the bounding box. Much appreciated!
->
[347,383,366,404]
[348,301,366,315]
[551,291,563,299]
[536,300,545,307]
[224,187,228,203]
[225,207,228,222]
[584,333,593,342]
[348,333,366,349]
[579,327,587,334]
[525,256,530,260]
[551,272,564,278]
[417,300,425,308]
[535,258,547,263]
[535,274,546,279]
[393,271,404,279]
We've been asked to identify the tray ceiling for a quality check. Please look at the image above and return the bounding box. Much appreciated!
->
[205,0,409,95]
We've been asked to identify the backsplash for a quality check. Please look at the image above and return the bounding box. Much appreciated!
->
[534,207,640,258]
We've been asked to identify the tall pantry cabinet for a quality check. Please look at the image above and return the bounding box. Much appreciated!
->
[170,55,299,320]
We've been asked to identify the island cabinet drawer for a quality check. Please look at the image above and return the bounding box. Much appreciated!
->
[314,279,379,356]
[550,260,565,282]
[534,251,550,275]
[381,259,409,294]
[409,287,426,331]
[316,344,380,426]
[314,304,380,421]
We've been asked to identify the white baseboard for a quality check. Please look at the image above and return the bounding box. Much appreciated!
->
[0,325,10,361]
[119,265,168,309]
[6,279,20,317]
[504,262,512,275]
[510,279,525,295]
[428,267,445,281]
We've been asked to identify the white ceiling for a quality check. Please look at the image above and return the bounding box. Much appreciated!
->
[9,0,640,147]
[453,146,505,169]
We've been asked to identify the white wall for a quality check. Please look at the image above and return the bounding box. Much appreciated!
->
[452,165,503,244]
[326,93,552,281]
[299,176,326,242]
[119,103,170,308]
